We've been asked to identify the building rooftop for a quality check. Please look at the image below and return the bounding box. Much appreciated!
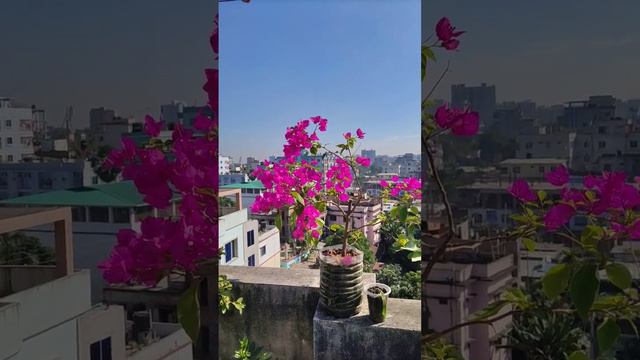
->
[0,181,173,207]
[220,180,265,190]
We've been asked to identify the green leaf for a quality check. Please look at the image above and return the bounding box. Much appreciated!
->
[178,280,201,342]
[398,206,408,223]
[537,190,547,201]
[570,263,599,319]
[597,318,620,353]
[581,224,604,249]
[471,300,509,320]
[511,214,529,224]
[542,263,571,299]
[291,191,304,205]
[521,238,536,252]
[568,351,588,360]
[275,213,283,233]
[606,263,632,290]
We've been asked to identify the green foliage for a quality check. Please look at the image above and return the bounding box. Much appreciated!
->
[597,318,620,354]
[177,280,201,343]
[234,336,272,360]
[376,264,420,300]
[542,263,572,300]
[0,232,55,265]
[570,263,599,320]
[219,275,245,315]
[422,338,463,360]
[605,263,632,290]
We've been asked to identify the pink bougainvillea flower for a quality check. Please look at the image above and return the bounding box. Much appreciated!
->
[435,17,465,50]
[144,115,164,137]
[311,116,328,132]
[545,165,569,186]
[380,180,389,187]
[544,204,576,230]
[434,104,479,136]
[341,256,353,266]
[508,179,537,203]
[193,113,213,132]
[356,128,365,139]
[343,132,352,140]
[356,156,371,167]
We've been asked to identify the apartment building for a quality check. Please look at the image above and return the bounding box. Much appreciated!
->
[219,188,281,268]
[220,180,265,213]
[0,207,192,360]
[0,98,35,163]
[325,199,382,245]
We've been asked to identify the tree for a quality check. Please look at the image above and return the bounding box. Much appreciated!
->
[376,264,420,300]
[0,232,55,265]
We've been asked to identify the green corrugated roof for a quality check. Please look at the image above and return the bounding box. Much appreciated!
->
[0,181,152,207]
[220,180,265,189]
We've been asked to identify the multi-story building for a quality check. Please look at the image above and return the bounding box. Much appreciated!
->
[219,188,281,268]
[0,206,192,360]
[220,180,265,213]
[395,153,421,178]
[0,98,35,163]
[361,149,376,162]
[425,246,514,360]
[219,155,231,175]
[497,158,568,182]
[89,107,117,131]
[0,181,180,303]
[325,199,382,245]
[220,173,249,186]
[451,83,497,129]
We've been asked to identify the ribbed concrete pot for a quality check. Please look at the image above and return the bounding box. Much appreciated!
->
[318,244,364,318]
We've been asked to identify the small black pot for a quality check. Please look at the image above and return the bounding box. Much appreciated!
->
[365,283,391,323]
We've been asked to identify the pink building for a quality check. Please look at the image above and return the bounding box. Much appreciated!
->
[325,200,382,245]
[425,250,514,360]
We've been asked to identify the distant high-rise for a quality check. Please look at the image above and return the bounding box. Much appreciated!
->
[89,107,116,131]
[361,149,376,161]
[451,83,496,129]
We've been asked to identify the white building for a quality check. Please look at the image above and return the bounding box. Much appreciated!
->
[220,180,265,213]
[219,155,231,175]
[325,199,382,245]
[0,181,180,303]
[0,207,193,360]
[0,98,35,163]
[219,188,281,268]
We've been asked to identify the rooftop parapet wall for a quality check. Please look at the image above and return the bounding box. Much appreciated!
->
[219,266,420,360]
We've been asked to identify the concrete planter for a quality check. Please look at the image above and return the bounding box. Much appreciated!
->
[318,244,363,318]
[365,283,390,323]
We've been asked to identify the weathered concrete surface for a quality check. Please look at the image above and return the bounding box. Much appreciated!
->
[313,297,421,360]
[219,266,377,360]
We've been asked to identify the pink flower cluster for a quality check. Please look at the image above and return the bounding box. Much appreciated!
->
[509,165,640,238]
[380,176,422,200]
[434,104,479,136]
[99,16,220,285]
[435,17,465,50]
[252,119,369,241]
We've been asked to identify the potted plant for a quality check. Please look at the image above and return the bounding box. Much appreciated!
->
[365,283,391,323]
[252,119,382,317]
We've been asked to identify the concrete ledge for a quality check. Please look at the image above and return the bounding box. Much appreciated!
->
[313,297,421,360]
[219,266,380,360]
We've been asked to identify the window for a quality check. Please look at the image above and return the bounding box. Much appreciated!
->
[329,215,337,221]
[598,141,606,149]
[584,141,589,148]
[513,167,520,174]
[89,207,109,222]
[4,120,11,128]
[538,166,545,173]
[90,337,112,360]
[224,239,238,263]
[92,176,99,184]
[247,230,255,247]
[631,141,638,148]
[112,208,130,223]
[38,172,53,190]
[17,172,32,189]
[438,299,448,305]
[260,245,266,256]
[6,137,13,145]
[72,207,86,222]
[0,172,7,189]
[248,255,256,267]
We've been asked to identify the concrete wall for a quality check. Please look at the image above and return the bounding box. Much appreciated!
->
[77,305,126,360]
[219,209,247,266]
[219,266,419,360]
[128,326,192,360]
[0,265,57,297]
[258,227,280,268]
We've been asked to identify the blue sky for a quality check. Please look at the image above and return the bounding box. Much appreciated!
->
[220,0,420,162]
[424,0,640,105]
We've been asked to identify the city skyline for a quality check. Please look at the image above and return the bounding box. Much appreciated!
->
[0,0,214,129]
[220,0,421,161]
[424,0,640,106]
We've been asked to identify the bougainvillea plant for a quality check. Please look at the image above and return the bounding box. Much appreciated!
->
[98,12,221,343]
[252,119,421,263]
[422,16,640,360]
[379,176,422,262]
